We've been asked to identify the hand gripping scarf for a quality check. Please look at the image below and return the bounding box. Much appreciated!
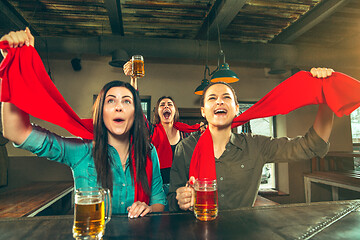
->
[0,42,152,203]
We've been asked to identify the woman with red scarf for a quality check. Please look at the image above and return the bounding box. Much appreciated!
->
[168,69,335,212]
[1,29,166,218]
[151,96,189,190]
[123,62,195,195]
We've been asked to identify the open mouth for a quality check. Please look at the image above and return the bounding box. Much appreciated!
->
[113,118,124,123]
[214,109,227,115]
[163,109,172,119]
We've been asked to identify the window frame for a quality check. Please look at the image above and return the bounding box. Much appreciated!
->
[237,101,277,190]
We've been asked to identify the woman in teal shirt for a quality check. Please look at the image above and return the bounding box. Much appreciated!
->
[1,29,166,218]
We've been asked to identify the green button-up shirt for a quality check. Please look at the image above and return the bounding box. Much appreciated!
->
[168,127,329,211]
[16,125,167,214]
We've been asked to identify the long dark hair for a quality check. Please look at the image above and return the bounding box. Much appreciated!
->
[153,96,179,124]
[92,80,151,195]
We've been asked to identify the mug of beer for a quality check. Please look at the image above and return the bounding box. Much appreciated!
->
[193,178,218,221]
[73,187,112,240]
[131,55,145,78]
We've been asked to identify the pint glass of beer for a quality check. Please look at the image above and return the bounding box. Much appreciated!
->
[131,55,145,78]
[73,187,112,240]
[193,178,218,221]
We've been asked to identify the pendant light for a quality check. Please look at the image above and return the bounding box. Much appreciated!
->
[210,50,239,83]
[194,17,211,95]
[194,65,210,95]
[194,10,239,94]
[210,22,239,83]
[109,49,129,68]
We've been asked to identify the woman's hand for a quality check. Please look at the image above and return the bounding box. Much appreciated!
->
[176,176,195,211]
[310,67,334,78]
[123,60,132,76]
[127,201,152,218]
[123,60,138,90]
[0,27,34,58]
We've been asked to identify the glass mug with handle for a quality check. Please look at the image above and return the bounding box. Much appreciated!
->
[73,187,112,240]
[131,55,145,78]
[188,178,218,221]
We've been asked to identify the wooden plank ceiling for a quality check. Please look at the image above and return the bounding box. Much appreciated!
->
[0,0,359,62]
[1,0,328,44]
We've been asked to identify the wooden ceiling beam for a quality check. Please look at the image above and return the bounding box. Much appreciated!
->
[0,0,38,35]
[196,0,247,40]
[271,0,351,44]
[104,0,124,35]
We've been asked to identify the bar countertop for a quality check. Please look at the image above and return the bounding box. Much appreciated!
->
[0,200,359,240]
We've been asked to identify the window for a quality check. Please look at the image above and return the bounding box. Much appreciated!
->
[140,96,151,120]
[350,108,360,170]
[237,102,276,189]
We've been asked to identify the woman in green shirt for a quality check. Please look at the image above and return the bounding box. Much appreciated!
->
[1,28,166,218]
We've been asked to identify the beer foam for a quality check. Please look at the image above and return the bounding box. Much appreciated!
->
[76,196,102,205]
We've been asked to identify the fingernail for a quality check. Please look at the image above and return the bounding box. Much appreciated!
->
[25,41,29,46]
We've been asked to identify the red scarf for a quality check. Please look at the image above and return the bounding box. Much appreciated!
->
[151,122,200,169]
[131,144,152,204]
[189,71,360,180]
[0,42,152,203]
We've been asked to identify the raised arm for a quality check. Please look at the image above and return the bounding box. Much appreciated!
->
[1,28,35,144]
[310,67,335,142]
[2,103,32,145]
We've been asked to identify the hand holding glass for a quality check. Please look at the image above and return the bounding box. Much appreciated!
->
[73,187,112,240]
[131,55,145,78]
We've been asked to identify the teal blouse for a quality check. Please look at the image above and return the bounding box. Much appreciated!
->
[15,125,167,214]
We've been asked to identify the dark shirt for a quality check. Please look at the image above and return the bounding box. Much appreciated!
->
[167,127,329,211]
[149,122,189,184]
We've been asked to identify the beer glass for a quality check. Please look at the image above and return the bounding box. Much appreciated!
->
[131,55,145,78]
[193,178,218,221]
[73,187,112,240]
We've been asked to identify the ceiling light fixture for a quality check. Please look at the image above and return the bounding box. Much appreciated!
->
[194,65,210,95]
[210,50,239,83]
[210,20,239,83]
[195,16,211,95]
[109,49,129,68]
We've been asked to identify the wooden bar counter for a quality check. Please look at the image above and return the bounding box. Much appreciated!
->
[0,200,359,240]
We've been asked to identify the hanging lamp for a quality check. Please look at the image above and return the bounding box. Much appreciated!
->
[194,65,210,95]
[210,50,239,83]
[195,17,211,96]
[109,49,129,68]
[210,18,239,83]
